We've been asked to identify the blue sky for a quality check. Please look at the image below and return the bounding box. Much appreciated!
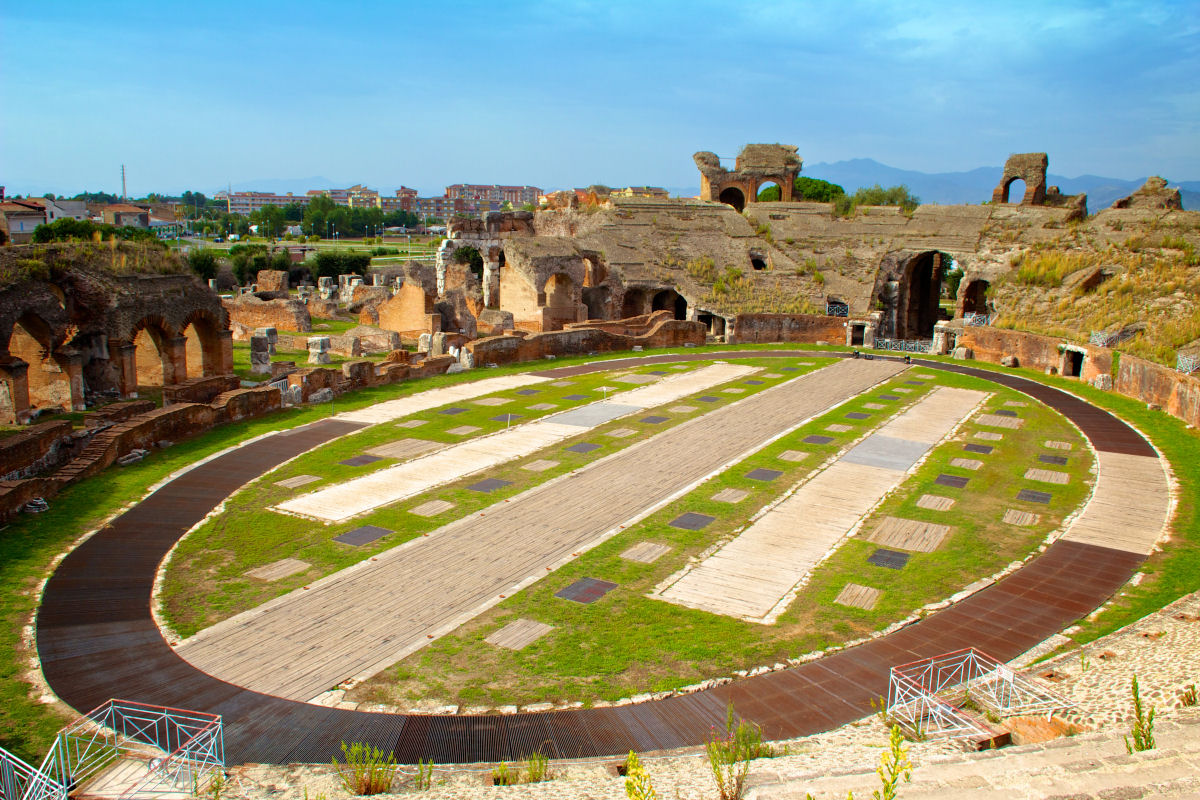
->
[2,0,1197,197]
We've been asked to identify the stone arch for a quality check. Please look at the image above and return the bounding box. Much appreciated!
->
[652,289,688,321]
[180,309,225,378]
[7,311,74,415]
[961,279,990,315]
[621,288,648,319]
[897,251,947,340]
[991,153,1047,205]
[542,272,583,330]
[582,285,611,320]
[718,187,746,212]
[130,316,178,389]
[755,180,782,201]
[1000,178,1027,205]
[582,257,607,288]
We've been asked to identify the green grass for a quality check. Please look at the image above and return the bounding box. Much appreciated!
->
[348,370,1093,709]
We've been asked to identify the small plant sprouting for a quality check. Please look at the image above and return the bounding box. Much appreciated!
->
[414,758,434,790]
[302,788,327,800]
[873,725,913,800]
[623,751,658,800]
[333,741,398,796]
[706,703,776,800]
[1079,652,1091,672]
[1181,684,1198,707]
[491,761,513,786]
[522,751,551,783]
[1125,675,1157,753]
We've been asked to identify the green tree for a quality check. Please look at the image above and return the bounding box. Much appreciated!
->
[452,245,484,279]
[228,243,270,285]
[187,248,218,281]
[757,176,846,202]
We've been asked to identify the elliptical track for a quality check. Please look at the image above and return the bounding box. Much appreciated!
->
[35,354,1162,764]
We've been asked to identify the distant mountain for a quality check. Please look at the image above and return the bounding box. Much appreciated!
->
[801,158,1197,211]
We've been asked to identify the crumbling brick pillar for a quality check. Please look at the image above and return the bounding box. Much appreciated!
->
[113,342,139,398]
[55,350,86,411]
[217,329,234,375]
[165,336,189,385]
[0,357,31,424]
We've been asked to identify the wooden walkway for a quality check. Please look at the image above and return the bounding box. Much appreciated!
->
[655,387,987,622]
[275,363,757,522]
[178,359,903,701]
[35,352,1171,766]
[335,374,548,424]
[1060,451,1170,554]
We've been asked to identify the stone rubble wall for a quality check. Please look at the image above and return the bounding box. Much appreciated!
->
[161,375,243,406]
[0,420,75,480]
[1116,353,1200,428]
[955,326,1112,381]
[224,296,311,339]
[466,318,705,366]
[727,313,848,344]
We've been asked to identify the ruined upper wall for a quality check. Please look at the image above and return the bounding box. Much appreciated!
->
[1112,176,1183,210]
[694,144,801,206]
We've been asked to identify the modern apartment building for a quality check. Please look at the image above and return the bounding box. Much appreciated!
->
[224,192,307,215]
[445,184,542,206]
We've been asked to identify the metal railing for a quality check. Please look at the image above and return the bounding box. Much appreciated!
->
[1090,328,1140,348]
[962,312,992,327]
[887,648,1072,740]
[1177,353,1200,375]
[825,302,849,317]
[37,700,223,800]
[872,337,933,353]
[0,746,64,800]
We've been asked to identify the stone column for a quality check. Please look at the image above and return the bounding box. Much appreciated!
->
[164,336,189,384]
[931,322,953,355]
[0,357,31,424]
[113,342,139,398]
[249,335,272,374]
[307,336,331,365]
[55,350,86,411]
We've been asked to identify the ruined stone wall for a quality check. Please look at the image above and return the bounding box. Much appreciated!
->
[0,420,75,480]
[562,310,675,337]
[161,375,242,406]
[467,318,704,366]
[1116,355,1200,428]
[727,314,848,345]
[375,283,441,338]
[955,327,1111,380]
[224,296,311,338]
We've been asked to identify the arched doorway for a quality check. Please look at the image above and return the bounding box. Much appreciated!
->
[899,252,946,339]
[718,187,746,212]
[621,289,646,319]
[7,312,72,414]
[696,311,725,338]
[652,289,688,320]
[543,272,580,330]
[1002,178,1027,204]
[756,181,782,202]
[132,320,173,388]
[180,311,222,378]
[961,279,990,315]
[582,286,610,320]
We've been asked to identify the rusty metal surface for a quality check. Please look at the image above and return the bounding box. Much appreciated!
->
[36,356,1156,764]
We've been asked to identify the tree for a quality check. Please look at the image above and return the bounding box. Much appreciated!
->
[757,176,846,202]
[452,245,484,280]
[228,243,270,285]
[187,248,218,281]
[834,184,920,217]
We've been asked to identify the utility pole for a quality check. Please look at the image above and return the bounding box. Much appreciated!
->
[121,164,127,201]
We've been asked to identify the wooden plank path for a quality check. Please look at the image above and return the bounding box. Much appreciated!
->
[334,374,548,424]
[275,363,757,522]
[35,352,1172,766]
[1060,451,1170,554]
[178,359,904,701]
[654,387,987,622]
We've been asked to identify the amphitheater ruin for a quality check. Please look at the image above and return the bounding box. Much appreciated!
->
[2,144,1199,799]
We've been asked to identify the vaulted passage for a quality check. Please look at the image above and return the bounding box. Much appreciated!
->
[899,251,947,339]
[962,279,990,315]
[718,187,746,212]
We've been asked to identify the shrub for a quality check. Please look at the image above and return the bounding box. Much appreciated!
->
[1125,675,1156,753]
[624,751,657,800]
[187,248,218,281]
[312,251,370,281]
[451,245,484,280]
[332,742,398,796]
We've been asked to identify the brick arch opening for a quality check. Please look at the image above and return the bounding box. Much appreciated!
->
[962,279,990,315]
[543,272,581,330]
[621,288,647,319]
[131,317,176,389]
[718,187,746,212]
[652,289,688,320]
[180,310,224,379]
[7,312,73,415]
[898,251,947,339]
[755,180,783,202]
[1001,178,1028,204]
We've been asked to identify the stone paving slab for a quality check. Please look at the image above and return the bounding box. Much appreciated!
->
[826,423,853,432]
[975,431,1004,441]
[1004,508,1040,526]
[484,618,553,650]
[546,403,642,427]
[527,403,557,411]
[865,516,953,552]
[1045,440,1074,450]
[613,373,659,384]
[245,558,310,582]
[917,494,956,511]
[364,438,441,460]
[521,459,559,472]
[978,413,1025,429]
[605,427,637,438]
[950,457,984,470]
[778,450,809,463]
[712,488,750,503]
[620,542,672,564]
[394,419,427,428]
[446,425,481,436]
[335,374,548,424]
[668,405,697,413]
[472,397,511,406]
[1025,468,1071,484]
[408,499,454,517]
[275,475,320,489]
[842,435,931,472]
[834,583,882,610]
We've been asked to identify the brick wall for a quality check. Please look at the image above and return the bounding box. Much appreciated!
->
[727,313,848,344]
[0,420,74,480]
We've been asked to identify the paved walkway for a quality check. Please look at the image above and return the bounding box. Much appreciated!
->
[178,359,903,701]
[276,363,758,522]
[655,386,988,622]
[1061,451,1171,554]
[335,374,548,424]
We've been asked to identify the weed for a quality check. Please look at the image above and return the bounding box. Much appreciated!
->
[624,751,657,800]
[706,704,776,800]
[333,741,398,795]
[302,788,327,800]
[522,751,551,783]
[874,725,913,800]
[414,758,434,790]
[1180,684,1198,707]
[1124,675,1157,753]
[1080,652,1091,672]
[492,761,514,786]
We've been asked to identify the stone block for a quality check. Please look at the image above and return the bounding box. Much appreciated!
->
[249,335,272,374]
[1091,374,1114,390]
[307,336,332,365]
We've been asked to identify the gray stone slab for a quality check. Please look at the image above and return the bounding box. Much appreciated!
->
[1018,488,1052,504]
[275,474,320,489]
[868,548,910,569]
[842,435,931,472]
[490,414,523,423]
[975,431,1004,441]
[446,425,481,436]
[438,406,468,415]
[744,379,764,385]
[565,442,601,454]
[528,403,558,411]
[778,450,809,462]
[334,525,392,547]
[825,424,852,432]
[515,388,541,396]
[365,439,441,460]
[950,457,984,471]
[670,512,716,530]
[745,468,783,481]
[605,427,637,438]
[550,380,573,387]
[468,478,512,493]
[340,454,382,467]
[963,443,994,455]
[697,395,720,402]
[640,415,669,424]
[564,393,591,401]
[521,459,559,472]
[545,403,640,428]
[245,558,310,582]
[555,577,618,604]
[803,435,835,445]
[668,405,697,413]
[1039,454,1069,466]
[935,474,969,488]
[395,419,428,428]
[473,397,511,406]
[614,373,659,384]
[878,394,900,401]
[845,412,871,420]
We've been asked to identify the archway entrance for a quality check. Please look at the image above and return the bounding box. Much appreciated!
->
[652,289,687,320]
[718,187,746,212]
[8,313,72,414]
[1002,179,1027,204]
[962,279,990,315]
[133,322,173,388]
[696,312,725,338]
[899,252,946,339]
[543,272,580,330]
[582,286,610,320]
[621,289,646,319]
[756,181,782,202]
